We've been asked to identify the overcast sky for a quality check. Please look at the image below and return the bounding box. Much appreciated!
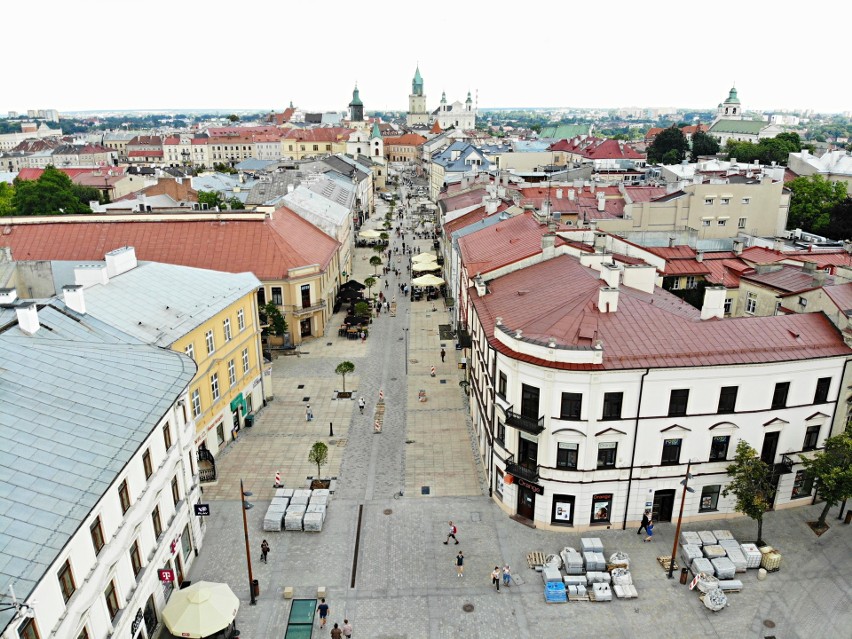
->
[5,0,849,115]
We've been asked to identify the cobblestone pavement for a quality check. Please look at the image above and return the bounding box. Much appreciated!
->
[189,180,852,639]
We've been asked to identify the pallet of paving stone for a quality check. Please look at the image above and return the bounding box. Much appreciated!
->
[275,488,294,499]
[680,544,703,567]
[303,511,324,532]
[589,583,612,602]
[581,537,604,553]
[613,584,638,599]
[289,493,310,506]
[697,530,718,546]
[270,497,290,509]
[680,531,702,547]
[309,494,328,507]
[703,544,726,559]
[717,579,744,592]
[711,557,736,580]
[312,488,331,501]
[740,543,762,569]
[712,529,734,541]
[657,556,679,572]
[527,552,546,569]
[690,557,714,577]
[717,539,740,553]
[725,548,747,573]
[263,507,286,532]
[284,504,306,531]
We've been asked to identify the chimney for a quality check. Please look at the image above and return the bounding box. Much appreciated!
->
[485,197,499,214]
[696,251,704,263]
[567,189,575,201]
[732,239,744,255]
[63,284,86,314]
[668,236,676,248]
[474,275,487,297]
[0,288,17,305]
[105,246,138,278]
[813,270,827,287]
[74,264,109,288]
[287,183,294,193]
[622,264,656,294]
[773,238,784,252]
[598,287,619,313]
[843,240,852,255]
[802,261,817,274]
[541,233,556,258]
[16,302,40,334]
[555,188,563,199]
[700,285,727,320]
[596,193,606,212]
[600,263,621,288]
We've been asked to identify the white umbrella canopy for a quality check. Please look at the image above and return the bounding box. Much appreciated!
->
[412,253,437,263]
[162,581,239,639]
[358,229,382,239]
[412,274,445,286]
[412,261,440,272]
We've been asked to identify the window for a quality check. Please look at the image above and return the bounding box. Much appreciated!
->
[668,389,689,416]
[237,308,245,331]
[141,450,153,481]
[771,382,790,409]
[551,494,575,525]
[709,435,730,460]
[741,198,750,205]
[185,343,194,360]
[171,476,180,506]
[130,540,143,578]
[77,627,89,639]
[242,348,250,374]
[211,373,220,401]
[670,278,681,290]
[745,292,757,315]
[814,377,831,403]
[704,198,714,205]
[590,493,613,523]
[17,619,39,639]
[717,386,738,413]
[723,298,733,314]
[496,420,505,445]
[191,389,201,417]
[58,559,76,603]
[90,517,105,555]
[118,479,131,514]
[216,422,225,447]
[799,296,808,308]
[205,330,215,354]
[702,219,711,227]
[699,485,721,511]
[560,392,582,420]
[597,442,617,468]
[717,219,727,226]
[685,276,697,289]
[497,371,507,398]
[152,506,163,539]
[738,217,747,228]
[520,384,540,419]
[104,581,120,621]
[803,425,820,451]
[602,392,623,420]
[223,318,232,342]
[228,360,236,386]
[661,438,682,465]
[495,468,504,498]
[556,442,578,469]
[720,198,730,206]
[163,423,172,450]
[271,287,283,305]
[791,470,814,499]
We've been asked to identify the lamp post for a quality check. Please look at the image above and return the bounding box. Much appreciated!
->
[668,461,694,579]
[403,328,409,374]
[240,479,256,604]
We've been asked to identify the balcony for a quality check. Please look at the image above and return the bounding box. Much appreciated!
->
[292,302,325,317]
[505,410,545,435]
[774,454,795,475]
[197,447,217,483]
[506,458,539,483]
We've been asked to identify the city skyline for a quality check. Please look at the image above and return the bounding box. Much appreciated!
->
[4,0,850,115]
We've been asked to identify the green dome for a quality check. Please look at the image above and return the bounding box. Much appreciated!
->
[349,85,363,107]
[726,86,740,104]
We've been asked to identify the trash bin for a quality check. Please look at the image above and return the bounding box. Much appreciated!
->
[244,414,255,428]
[252,580,259,597]
[680,567,689,585]
[845,510,852,525]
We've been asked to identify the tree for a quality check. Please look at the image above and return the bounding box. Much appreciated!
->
[786,175,848,233]
[690,131,720,161]
[261,302,288,337]
[379,232,389,243]
[228,196,245,210]
[722,440,774,544]
[334,361,355,393]
[363,276,377,298]
[0,182,15,216]
[647,126,689,164]
[12,166,92,215]
[228,114,240,122]
[823,197,852,240]
[799,430,852,529]
[308,442,329,478]
[369,255,383,274]
[354,301,370,319]
[197,190,224,210]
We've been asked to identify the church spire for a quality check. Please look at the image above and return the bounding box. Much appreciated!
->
[412,65,424,96]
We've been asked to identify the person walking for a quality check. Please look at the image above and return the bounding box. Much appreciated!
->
[358,397,365,414]
[342,619,353,638]
[502,565,512,587]
[317,599,329,628]
[330,623,342,639]
[260,539,269,563]
[456,551,465,578]
[440,348,446,363]
[305,405,313,422]
[360,330,366,343]
[644,520,655,542]
[638,510,650,535]
[443,521,459,544]
[491,566,501,592]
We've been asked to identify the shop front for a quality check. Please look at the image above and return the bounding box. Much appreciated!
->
[514,476,543,521]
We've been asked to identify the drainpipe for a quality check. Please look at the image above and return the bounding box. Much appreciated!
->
[251,289,267,406]
[622,368,650,530]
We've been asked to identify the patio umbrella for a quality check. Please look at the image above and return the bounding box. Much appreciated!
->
[162,581,239,639]
[412,261,440,272]
[359,229,382,239]
[338,288,362,302]
[340,279,365,291]
[412,274,445,286]
[412,253,437,263]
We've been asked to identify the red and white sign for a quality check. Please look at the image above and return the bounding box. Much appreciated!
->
[689,574,700,590]
[158,569,175,583]
[379,389,384,400]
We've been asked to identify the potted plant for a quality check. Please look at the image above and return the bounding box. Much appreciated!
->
[335,361,355,398]
[307,442,330,489]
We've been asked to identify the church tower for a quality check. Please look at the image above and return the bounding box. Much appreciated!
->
[349,84,364,124]
[407,65,429,127]
[370,121,384,160]
[715,86,743,123]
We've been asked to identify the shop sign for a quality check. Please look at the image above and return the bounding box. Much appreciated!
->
[158,569,175,583]
[591,493,613,523]
[515,476,543,494]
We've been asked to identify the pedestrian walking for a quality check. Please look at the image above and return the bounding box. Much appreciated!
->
[360,330,366,343]
[305,405,313,422]
[385,280,389,288]
[342,619,353,638]
[491,566,501,591]
[440,348,446,363]
[330,623,342,639]
[502,565,512,587]
[358,397,365,414]
[260,539,269,563]
[644,520,655,542]
[443,520,459,544]
[317,599,329,628]
[637,510,650,535]
[456,551,465,577]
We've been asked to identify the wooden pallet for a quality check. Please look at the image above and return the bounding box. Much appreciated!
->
[568,594,590,602]
[527,552,546,569]
[657,556,679,572]
[588,590,612,603]
[606,563,628,572]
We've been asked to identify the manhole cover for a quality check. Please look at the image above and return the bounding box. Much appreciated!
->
[297,384,305,389]
[302,397,310,402]
[462,603,474,613]
[763,621,776,629]
[383,509,393,515]
[440,379,447,384]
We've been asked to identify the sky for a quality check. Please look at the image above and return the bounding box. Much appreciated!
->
[4,0,850,115]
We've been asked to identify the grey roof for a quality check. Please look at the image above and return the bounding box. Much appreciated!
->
[0,304,196,630]
[235,158,276,171]
[70,262,261,347]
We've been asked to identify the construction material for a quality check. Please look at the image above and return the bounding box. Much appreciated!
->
[680,531,702,547]
[695,572,720,593]
[263,507,286,532]
[691,557,714,577]
[701,587,728,611]
[740,543,762,569]
[541,565,562,584]
[563,575,587,586]
[284,504,306,531]
[611,568,633,586]
[545,582,567,604]
[309,494,328,507]
[703,545,726,559]
[567,584,589,601]
[289,493,310,506]
[561,548,584,575]
[657,555,679,572]
[680,544,703,566]
[712,529,734,541]
[718,579,744,592]
[725,548,747,573]
[581,537,604,552]
[590,583,612,601]
[275,488,294,499]
[711,557,736,580]
[302,511,324,532]
[586,571,611,584]
[760,548,782,572]
[614,584,638,599]
[697,531,718,546]
[527,552,546,570]
[608,551,630,568]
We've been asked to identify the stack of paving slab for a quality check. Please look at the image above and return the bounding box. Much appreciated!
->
[740,543,762,569]
[703,544,727,560]
[611,566,636,598]
[545,581,568,603]
[680,544,703,567]
[690,557,715,577]
[718,539,747,572]
[580,538,605,572]
[284,503,307,531]
[592,582,613,601]
[560,548,584,575]
[541,565,563,584]
[697,531,718,546]
[711,557,736,580]
[680,531,702,547]
[563,575,587,586]
[263,489,293,531]
[303,490,329,532]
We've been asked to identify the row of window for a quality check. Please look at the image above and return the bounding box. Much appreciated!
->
[190,348,250,417]
[185,309,246,361]
[287,144,333,152]
[704,197,750,206]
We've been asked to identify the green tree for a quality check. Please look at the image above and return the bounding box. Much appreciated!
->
[354,301,370,319]
[647,126,689,164]
[308,441,329,478]
[722,440,774,544]
[228,114,240,122]
[800,430,852,529]
[260,302,288,336]
[823,198,852,240]
[690,131,720,161]
[363,276,377,298]
[334,361,355,393]
[228,196,245,210]
[786,175,848,233]
[369,255,383,274]
[72,184,106,206]
[197,190,224,210]
[12,166,92,215]
[0,182,15,216]
[379,232,389,243]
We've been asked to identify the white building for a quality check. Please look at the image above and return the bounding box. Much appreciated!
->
[433,91,476,132]
[0,291,201,639]
[460,230,850,531]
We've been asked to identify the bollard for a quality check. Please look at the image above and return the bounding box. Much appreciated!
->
[680,567,689,585]
[329,422,334,437]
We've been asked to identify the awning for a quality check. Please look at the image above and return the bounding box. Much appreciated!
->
[230,393,247,414]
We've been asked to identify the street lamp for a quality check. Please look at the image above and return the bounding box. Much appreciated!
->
[668,461,695,579]
[240,479,257,604]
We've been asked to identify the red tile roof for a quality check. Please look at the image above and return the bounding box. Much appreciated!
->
[0,209,340,280]
[384,134,427,147]
[443,203,509,237]
[823,283,852,311]
[623,186,669,202]
[128,150,163,157]
[548,137,645,160]
[644,246,697,260]
[785,250,852,270]
[16,168,124,182]
[439,187,490,212]
[283,127,353,143]
[740,265,832,293]
[470,254,851,371]
[704,259,751,286]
